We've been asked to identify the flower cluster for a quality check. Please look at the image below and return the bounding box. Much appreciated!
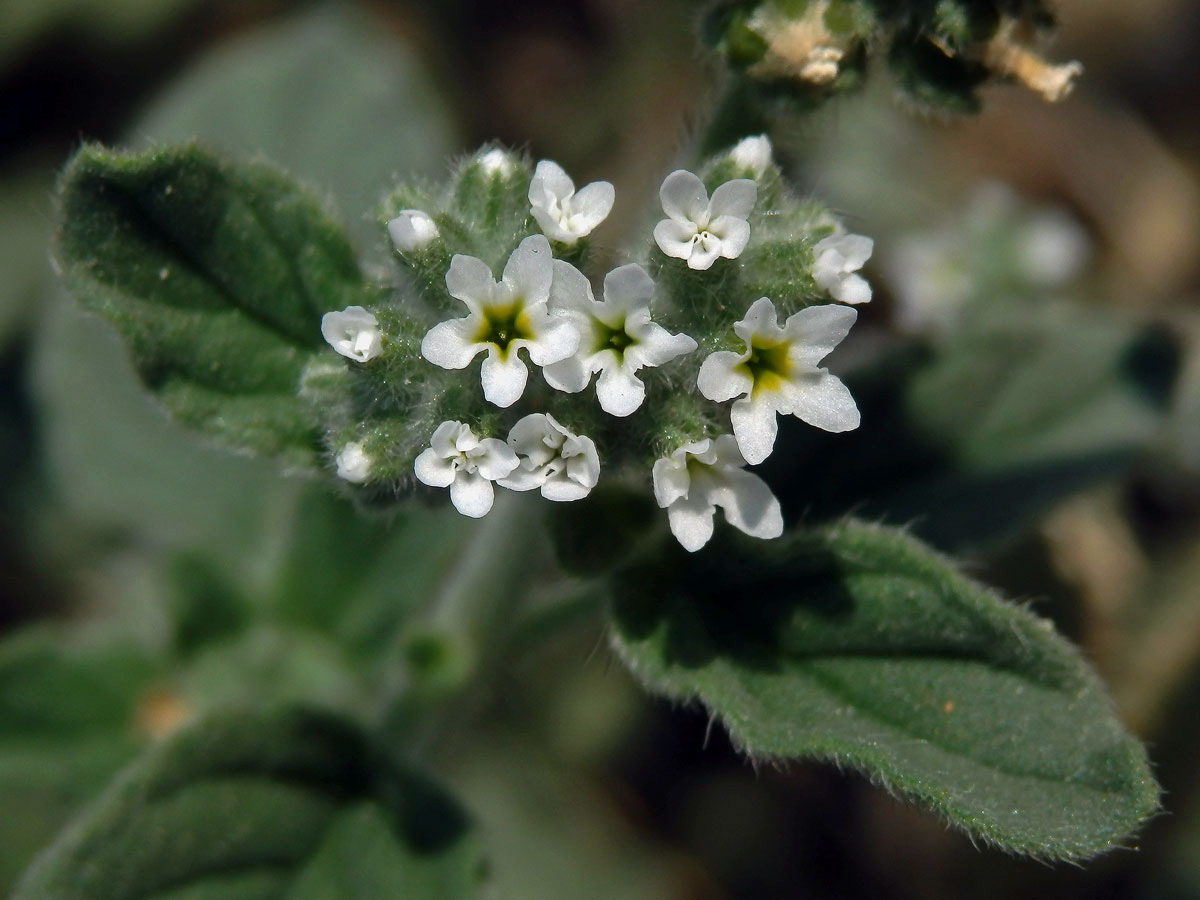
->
[317,138,874,551]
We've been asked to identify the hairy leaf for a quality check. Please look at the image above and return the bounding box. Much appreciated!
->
[13,707,486,900]
[55,144,367,466]
[609,520,1158,860]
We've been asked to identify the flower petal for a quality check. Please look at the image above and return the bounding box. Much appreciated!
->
[730,396,780,465]
[824,233,874,270]
[413,447,456,488]
[732,296,783,346]
[667,492,718,552]
[697,351,751,402]
[387,210,439,252]
[430,420,466,455]
[450,472,495,518]
[530,159,574,202]
[507,413,558,461]
[542,474,592,502]
[625,322,696,369]
[422,318,483,369]
[595,363,646,417]
[654,219,697,260]
[502,234,554,305]
[567,181,615,235]
[445,254,495,310]
[480,349,529,407]
[549,259,595,314]
[710,215,750,259]
[531,207,574,244]
[652,456,691,508]
[834,272,872,305]
[498,466,547,492]
[708,178,757,220]
[709,434,747,468]
[686,234,723,270]
[711,469,783,540]
[474,438,520,480]
[602,263,655,314]
[659,169,709,225]
[542,355,589,393]
[783,304,857,367]
[781,371,861,433]
[525,314,580,366]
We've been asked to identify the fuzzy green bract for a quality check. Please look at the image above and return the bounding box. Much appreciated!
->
[55,144,369,469]
[609,519,1159,860]
[12,707,487,900]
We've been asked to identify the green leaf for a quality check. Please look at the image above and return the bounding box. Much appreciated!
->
[0,629,162,894]
[132,4,458,250]
[768,312,1179,551]
[54,143,368,466]
[608,520,1159,860]
[13,707,487,900]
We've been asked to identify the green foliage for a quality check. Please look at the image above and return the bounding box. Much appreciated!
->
[763,309,1178,551]
[609,519,1159,860]
[133,4,458,251]
[0,631,161,893]
[55,143,370,467]
[12,707,487,900]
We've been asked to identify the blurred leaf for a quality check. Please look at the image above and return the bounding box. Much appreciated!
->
[132,4,459,249]
[178,628,368,719]
[609,519,1159,861]
[12,707,487,900]
[55,143,367,466]
[0,628,162,894]
[0,169,55,347]
[0,0,200,73]
[165,552,251,658]
[769,311,1178,550]
[444,737,693,900]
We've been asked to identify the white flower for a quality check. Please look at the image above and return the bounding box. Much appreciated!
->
[335,442,372,483]
[729,135,773,177]
[697,297,859,465]
[812,233,874,305]
[543,262,696,416]
[413,421,519,518]
[653,170,756,271]
[498,413,600,502]
[477,148,517,178]
[321,306,382,362]
[387,209,439,252]
[421,235,580,408]
[652,435,783,552]
[529,160,614,245]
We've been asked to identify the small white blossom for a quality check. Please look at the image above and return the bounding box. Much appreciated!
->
[698,297,859,465]
[498,413,600,502]
[812,233,874,305]
[321,306,382,362]
[477,148,517,178]
[543,262,696,416]
[652,435,783,552]
[653,170,756,270]
[413,421,519,518]
[729,135,773,177]
[529,160,614,245]
[1017,208,1091,287]
[387,209,439,252]
[335,442,372,483]
[421,235,580,408]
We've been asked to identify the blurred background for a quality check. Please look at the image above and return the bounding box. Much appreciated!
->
[2,0,1200,897]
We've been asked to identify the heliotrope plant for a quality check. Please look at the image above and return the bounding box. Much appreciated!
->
[308,137,869,548]
[25,2,1162,894]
